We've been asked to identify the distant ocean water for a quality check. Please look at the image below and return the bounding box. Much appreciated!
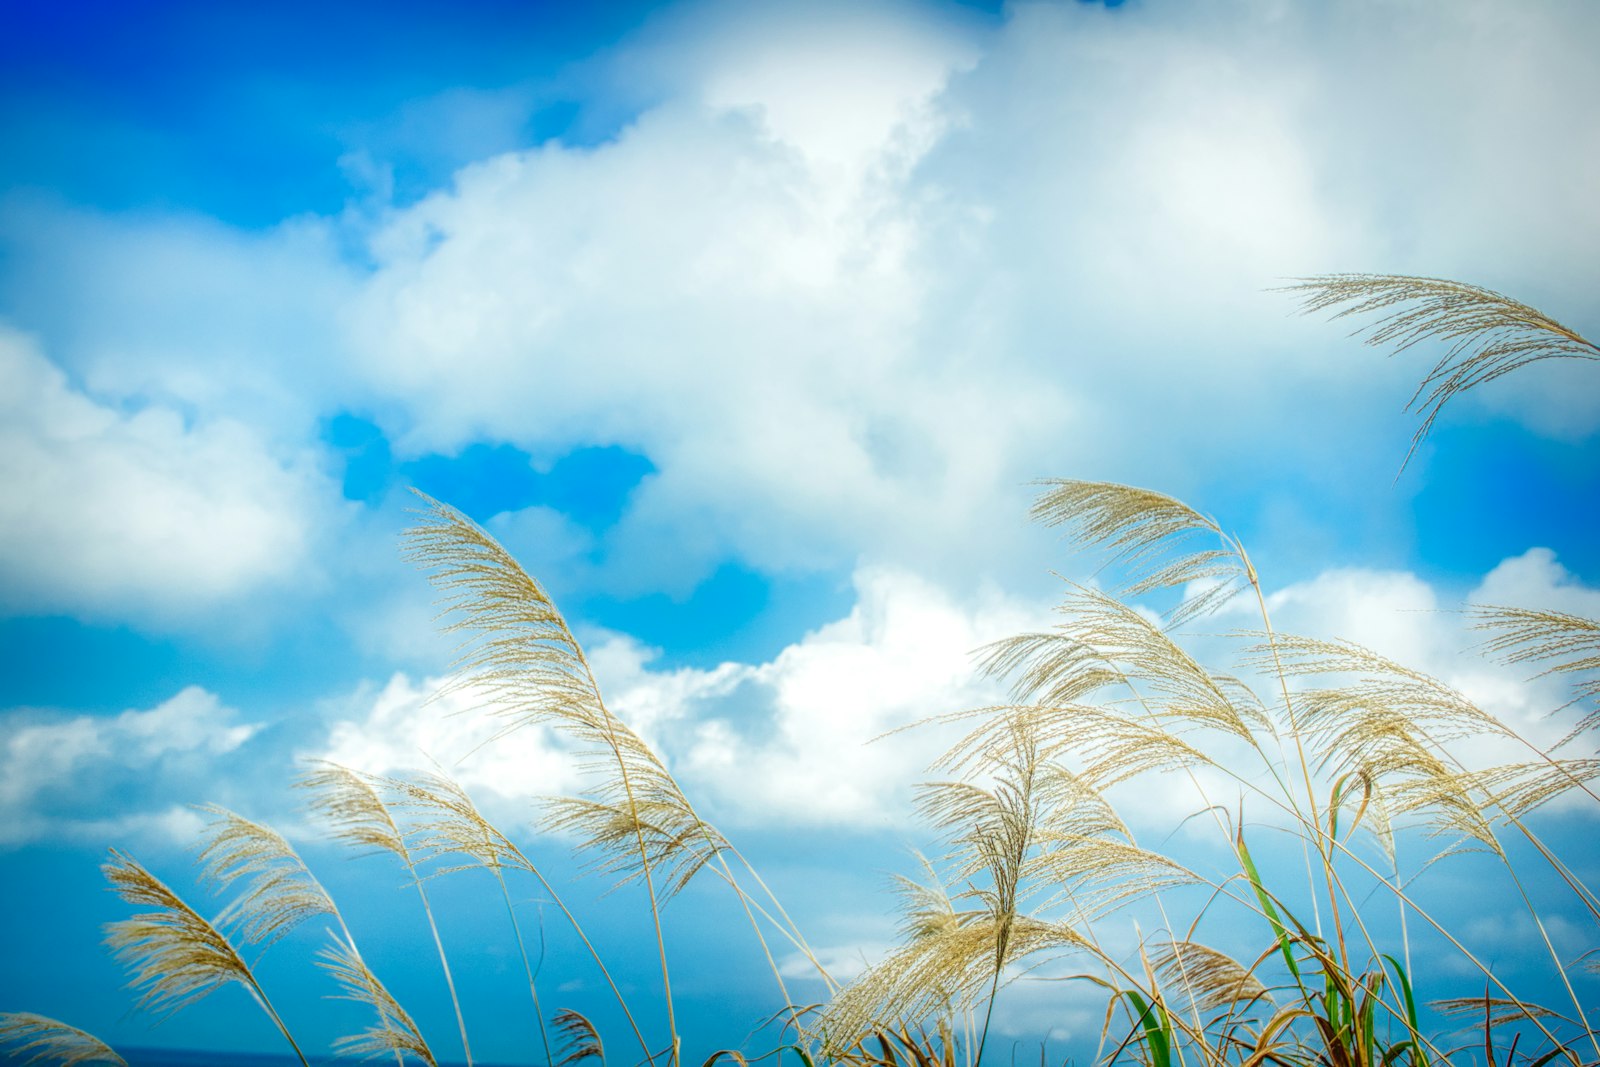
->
[118,1052,309,1067]
[116,1051,514,1067]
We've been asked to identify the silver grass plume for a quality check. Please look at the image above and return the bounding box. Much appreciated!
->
[403,492,727,896]
[1432,996,1573,1031]
[543,793,728,898]
[1028,832,1203,926]
[319,935,438,1066]
[1260,633,1555,850]
[300,761,410,859]
[824,722,1124,1050]
[383,767,527,874]
[195,805,339,949]
[101,850,309,1065]
[102,848,264,1016]
[0,1014,127,1067]
[196,805,422,1064]
[1282,273,1599,467]
[1030,480,1249,625]
[1149,940,1270,1016]
[939,701,1214,794]
[301,761,475,1067]
[820,914,1088,1051]
[978,584,1272,746]
[941,753,1202,925]
[1471,605,1600,749]
[892,853,963,947]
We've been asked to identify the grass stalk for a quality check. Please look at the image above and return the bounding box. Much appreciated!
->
[572,652,680,1067]
[302,764,474,1067]
[413,874,473,1067]
[494,869,555,1067]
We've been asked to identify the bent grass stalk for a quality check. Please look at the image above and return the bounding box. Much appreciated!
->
[390,765,554,1064]
[302,762,475,1067]
[0,1013,129,1067]
[390,767,654,1064]
[319,935,439,1067]
[102,849,311,1067]
[404,493,838,1063]
[405,494,686,1064]
[195,805,412,1067]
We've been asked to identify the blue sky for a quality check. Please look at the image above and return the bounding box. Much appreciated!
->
[2,0,1598,1063]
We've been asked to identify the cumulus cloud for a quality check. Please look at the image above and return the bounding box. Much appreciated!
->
[14,546,1595,861]
[1265,566,1450,672]
[309,541,1600,838]
[1255,547,1600,751]
[0,327,332,623]
[346,18,1037,587]
[312,672,586,812]
[1471,547,1600,620]
[303,566,1046,832]
[0,687,259,848]
[673,566,1046,827]
[333,0,1600,599]
[3,2,1594,618]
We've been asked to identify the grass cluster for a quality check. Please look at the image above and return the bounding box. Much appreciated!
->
[3,275,1597,1067]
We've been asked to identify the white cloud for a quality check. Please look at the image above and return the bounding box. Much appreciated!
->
[1471,547,1600,620]
[614,566,1047,827]
[687,0,977,188]
[0,327,332,623]
[0,687,258,848]
[1265,566,1449,672]
[336,0,1600,598]
[339,2,1068,590]
[12,546,1594,868]
[313,545,1600,837]
[1458,549,1600,743]
[312,672,586,811]
[1251,548,1600,752]
[303,566,1047,832]
[2,2,1594,621]
[678,567,1040,826]
[778,940,897,984]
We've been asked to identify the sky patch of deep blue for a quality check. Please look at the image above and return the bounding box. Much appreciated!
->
[1412,420,1600,583]
[1191,410,1599,595]
[401,442,657,530]
[326,414,658,525]
[0,0,663,226]
[587,563,853,669]
[321,415,853,667]
[0,608,415,721]
[0,616,188,712]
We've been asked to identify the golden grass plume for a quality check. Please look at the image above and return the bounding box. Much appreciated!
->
[0,1013,127,1067]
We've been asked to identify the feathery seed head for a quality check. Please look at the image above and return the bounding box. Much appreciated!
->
[102,849,256,1017]
[195,805,337,949]
[0,1014,127,1067]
